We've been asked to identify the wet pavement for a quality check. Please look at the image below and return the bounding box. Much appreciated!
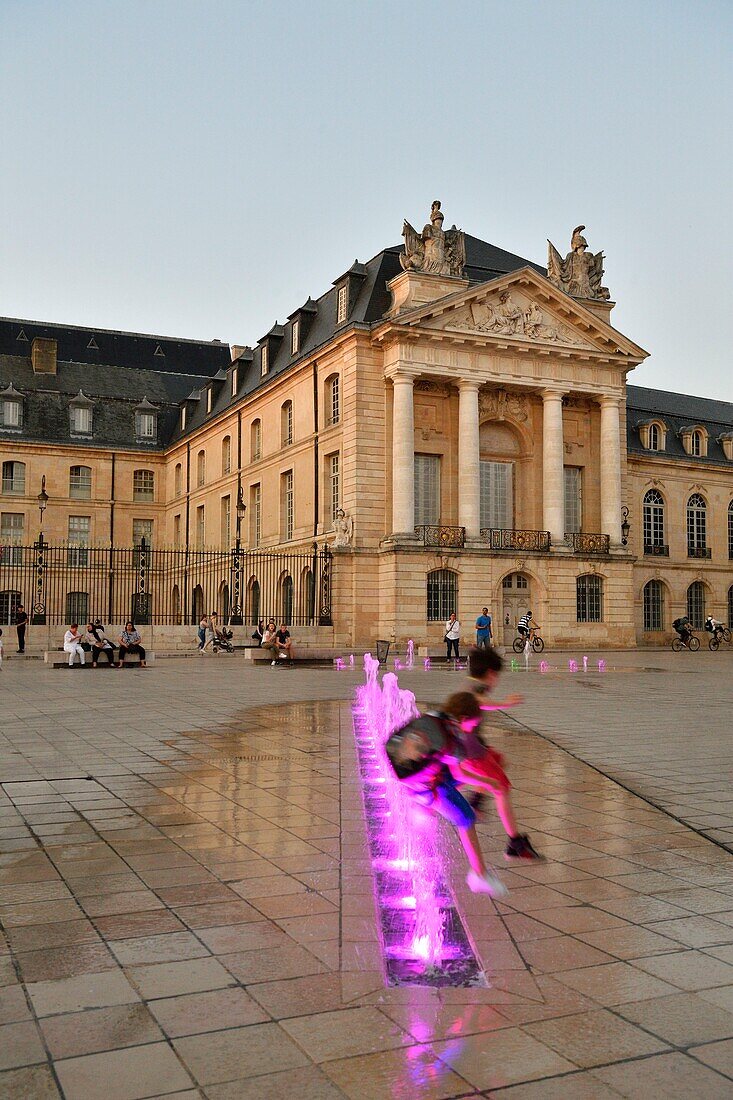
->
[1,652,733,1097]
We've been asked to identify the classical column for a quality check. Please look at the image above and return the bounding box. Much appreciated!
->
[599,395,622,544]
[541,389,566,544]
[391,371,416,536]
[458,380,481,539]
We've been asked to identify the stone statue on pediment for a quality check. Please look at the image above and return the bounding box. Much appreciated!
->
[401,200,466,278]
[547,225,610,301]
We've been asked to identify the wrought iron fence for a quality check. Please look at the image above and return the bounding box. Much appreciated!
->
[414,525,466,548]
[0,540,333,628]
[565,532,611,554]
[480,528,551,552]
[688,546,712,559]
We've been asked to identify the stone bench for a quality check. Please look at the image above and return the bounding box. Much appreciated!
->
[244,647,342,663]
[45,651,155,668]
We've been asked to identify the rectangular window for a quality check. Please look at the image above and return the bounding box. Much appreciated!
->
[328,453,340,524]
[70,466,92,499]
[337,285,348,324]
[281,471,294,541]
[195,505,205,548]
[70,406,92,434]
[133,470,155,502]
[291,320,300,356]
[231,367,238,397]
[222,436,231,475]
[2,461,25,495]
[3,400,22,428]
[221,495,231,546]
[577,575,603,623]
[260,344,268,376]
[0,512,24,564]
[135,412,156,439]
[66,591,89,625]
[68,515,90,566]
[480,461,513,530]
[564,466,582,534]
[282,403,293,447]
[132,519,153,545]
[251,483,261,547]
[414,454,441,527]
[173,514,181,546]
[251,420,262,462]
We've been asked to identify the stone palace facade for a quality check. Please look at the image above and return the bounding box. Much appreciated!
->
[1,205,731,648]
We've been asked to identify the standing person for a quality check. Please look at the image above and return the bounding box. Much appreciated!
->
[475,607,492,649]
[460,646,542,860]
[63,624,86,667]
[87,621,115,667]
[117,622,147,667]
[444,612,460,661]
[15,604,28,654]
[197,614,209,651]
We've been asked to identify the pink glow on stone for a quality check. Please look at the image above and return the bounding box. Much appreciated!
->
[424,657,431,670]
[539,660,549,674]
[568,659,578,672]
[598,659,606,672]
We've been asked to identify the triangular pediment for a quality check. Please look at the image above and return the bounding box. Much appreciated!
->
[395,267,648,361]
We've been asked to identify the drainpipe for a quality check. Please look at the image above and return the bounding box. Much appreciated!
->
[312,361,319,539]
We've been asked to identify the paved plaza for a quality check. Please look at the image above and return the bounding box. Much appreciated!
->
[1,650,733,1098]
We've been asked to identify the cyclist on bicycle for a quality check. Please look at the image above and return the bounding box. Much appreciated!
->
[517,610,538,642]
[705,615,725,642]
[673,616,692,647]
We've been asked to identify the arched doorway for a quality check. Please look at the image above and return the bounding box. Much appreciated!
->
[218,581,230,622]
[192,585,204,625]
[501,572,532,645]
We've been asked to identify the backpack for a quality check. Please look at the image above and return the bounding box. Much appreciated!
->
[672,617,687,632]
[384,711,453,781]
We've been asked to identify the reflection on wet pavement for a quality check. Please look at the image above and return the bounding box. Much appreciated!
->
[2,676,733,1096]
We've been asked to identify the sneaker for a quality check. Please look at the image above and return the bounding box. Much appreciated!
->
[466,870,508,898]
[505,834,543,861]
[271,660,277,666]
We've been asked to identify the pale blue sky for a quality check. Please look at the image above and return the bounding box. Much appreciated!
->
[1,0,730,400]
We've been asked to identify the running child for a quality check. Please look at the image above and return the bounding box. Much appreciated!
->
[459,646,543,861]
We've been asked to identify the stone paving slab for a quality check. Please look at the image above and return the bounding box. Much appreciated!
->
[1,654,733,1097]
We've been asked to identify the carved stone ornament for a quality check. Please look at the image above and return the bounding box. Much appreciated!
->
[414,379,450,396]
[400,200,466,278]
[547,225,611,301]
[452,289,582,345]
[331,509,353,548]
[478,388,529,423]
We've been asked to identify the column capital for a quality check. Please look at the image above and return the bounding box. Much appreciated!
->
[539,387,567,402]
[385,366,420,383]
[597,393,622,408]
[456,377,481,392]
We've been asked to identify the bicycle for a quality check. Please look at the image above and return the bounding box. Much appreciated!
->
[672,632,700,652]
[708,626,732,651]
[513,628,545,654]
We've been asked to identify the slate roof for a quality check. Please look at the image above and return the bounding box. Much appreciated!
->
[627,385,733,466]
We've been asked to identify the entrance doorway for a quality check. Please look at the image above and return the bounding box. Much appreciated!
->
[501,572,532,645]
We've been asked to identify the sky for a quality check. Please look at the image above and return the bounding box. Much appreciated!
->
[1,0,731,401]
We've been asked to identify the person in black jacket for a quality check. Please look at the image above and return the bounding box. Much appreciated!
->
[87,621,116,667]
[15,604,28,654]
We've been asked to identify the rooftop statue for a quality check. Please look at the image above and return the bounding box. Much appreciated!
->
[547,225,610,301]
[400,200,466,278]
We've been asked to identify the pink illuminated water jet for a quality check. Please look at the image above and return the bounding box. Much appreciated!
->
[568,659,578,672]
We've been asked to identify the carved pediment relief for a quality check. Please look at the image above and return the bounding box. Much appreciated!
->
[423,288,600,350]
[479,388,528,423]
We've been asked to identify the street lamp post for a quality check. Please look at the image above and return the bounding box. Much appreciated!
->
[230,485,246,626]
[33,475,49,625]
[621,507,630,547]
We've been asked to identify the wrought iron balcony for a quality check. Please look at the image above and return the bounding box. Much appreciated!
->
[565,532,610,554]
[644,544,669,556]
[688,546,712,559]
[481,528,551,552]
[414,525,466,548]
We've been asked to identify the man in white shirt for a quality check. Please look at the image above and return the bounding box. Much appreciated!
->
[63,624,86,667]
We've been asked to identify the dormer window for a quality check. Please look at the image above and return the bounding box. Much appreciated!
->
[719,433,733,461]
[181,406,187,431]
[207,388,213,414]
[291,319,300,356]
[691,429,703,456]
[639,420,666,452]
[681,425,708,457]
[261,344,269,377]
[337,285,348,324]
[69,394,93,437]
[1,386,23,429]
[134,398,158,442]
[648,424,659,451]
[231,367,238,398]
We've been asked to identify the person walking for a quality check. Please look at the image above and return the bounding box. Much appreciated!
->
[197,614,209,651]
[63,624,86,667]
[444,612,460,661]
[475,607,492,649]
[15,604,28,654]
[117,622,147,667]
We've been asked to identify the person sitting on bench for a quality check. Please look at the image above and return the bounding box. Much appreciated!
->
[87,620,116,666]
[117,622,146,667]
[64,623,86,667]
[275,623,293,661]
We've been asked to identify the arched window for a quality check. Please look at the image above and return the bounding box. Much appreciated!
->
[648,423,660,451]
[576,574,603,623]
[174,463,182,497]
[643,580,665,631]
[65,591,89,625]
[133,469,154,502]
[687,581,706,628]
[325,375,340,426]
[192,584,204,624]
[687,493,707,555]
[691,430,703,457]
[197,450,206,487]
[426,569,457,622]
[642,489,665,552]
[1,460,25,495]
[281,575,294,624]
[300,567,315,622]
[728,500,733,560]
[729,585,733,630]
[281,401,293,447]
[247,576,260,626]
[222,436,231,475]
[251,419,262,462]
[70,465,92,499]
[171,585,181,625]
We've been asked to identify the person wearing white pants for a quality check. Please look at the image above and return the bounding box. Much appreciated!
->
[63,624,86,667]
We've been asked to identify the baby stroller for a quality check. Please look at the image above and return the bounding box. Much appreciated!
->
[212,626,234,654]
